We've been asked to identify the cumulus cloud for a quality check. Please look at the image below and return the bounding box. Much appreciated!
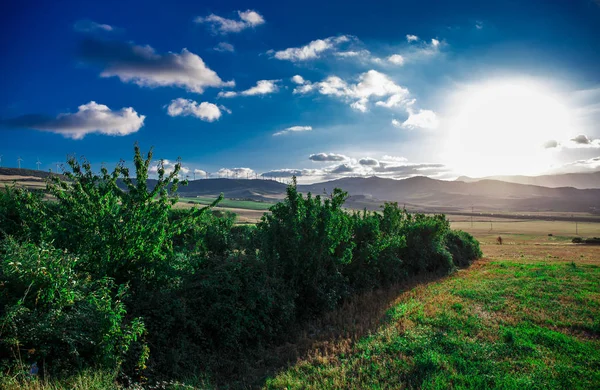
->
[400,108,439,129]
[309,153,348,162]
[216,167,256,178]
[214,42,234,52]
[543,140,560,149]
[271,35,351,61]
[195,10,265,34]
[359,157,379,166]
[78,38,234,93]
[291,75,305,84]
[295,70,411,112]
[74,20,115,33]
[194,169,208,178]
[563,156,600,170]
[218,79,279,98]
[571,134,592,145]
[149,159,194,177]
[387,54,405,65]
[382,155,408,163]
[3,101,144,139]
[376,94,411,109]
[406,34,419,42]
[166,98,224,122]
[273,125,312,136]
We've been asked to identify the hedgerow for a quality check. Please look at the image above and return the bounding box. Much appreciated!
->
[0,146,481,384]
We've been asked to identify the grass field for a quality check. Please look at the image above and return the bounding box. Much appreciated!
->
[265,233,600,389]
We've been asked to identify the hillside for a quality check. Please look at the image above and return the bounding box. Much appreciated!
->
[3,167,600,213]
[300,176,600,213]
[456,171,600,189]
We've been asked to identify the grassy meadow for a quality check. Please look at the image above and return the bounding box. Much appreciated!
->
[265,230,600,389]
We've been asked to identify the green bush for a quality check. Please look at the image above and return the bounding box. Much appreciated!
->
[0,239,146,376]
[0,146,482,384]
[256,182,354,318]
[444,230,483,267]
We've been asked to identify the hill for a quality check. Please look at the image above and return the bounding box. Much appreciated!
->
[456,171,600,189]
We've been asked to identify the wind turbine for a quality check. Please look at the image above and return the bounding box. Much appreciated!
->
[36,158,41,170]
[17,156,23,169]
[0,155,3,167]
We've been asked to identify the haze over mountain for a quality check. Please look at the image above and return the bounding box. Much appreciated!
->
[456,171,600,189]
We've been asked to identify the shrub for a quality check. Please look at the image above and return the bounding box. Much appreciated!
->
[444,230,483,267]
[572,237,583,244]
[256,181,354,318]
[0,239,146,377]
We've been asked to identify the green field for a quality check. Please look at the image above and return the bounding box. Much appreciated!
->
[179,196,275,210]
[266,239,600,389]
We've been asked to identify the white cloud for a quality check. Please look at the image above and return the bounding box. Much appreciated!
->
[5,101,144,139]
[79,39,234,93]
[309,153,348,162]
[195,10,265,34]
[543,140,560,149]
[214,42,234,52]
[295,70,411,113]
[166,98,223,122]
[194,169,208,177]
[401,108,439,129]
[218,79,279,97]
[273,125,313,136]
[74,20,115,33]
[150,159,193,177]
[387,54,405,65]
[475,21,484,30]
[350,98,369,112]
[359,157,379,166]
[375,93,410,108]
[567,134,600,148]
[391,119,402,128]
[272,35,351,61]
[291,75,305,84]
[382,155,408,163]
[406,34,419,42]
[431,39,440,47]
[216,167,256,178]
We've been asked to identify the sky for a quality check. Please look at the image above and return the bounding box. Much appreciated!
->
[1,0,600,183]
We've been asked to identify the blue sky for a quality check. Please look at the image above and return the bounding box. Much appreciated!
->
[1,0,600,182]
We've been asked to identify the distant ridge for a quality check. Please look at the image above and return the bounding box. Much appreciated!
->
[3,168,600,213]
[456,171,600,189]
[0,167,64,180]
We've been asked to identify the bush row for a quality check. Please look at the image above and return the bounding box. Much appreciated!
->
[0,146,481,383]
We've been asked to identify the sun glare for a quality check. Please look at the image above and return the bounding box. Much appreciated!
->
[444,80,574,177]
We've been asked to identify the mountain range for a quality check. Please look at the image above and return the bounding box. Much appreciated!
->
[2,168,599,214]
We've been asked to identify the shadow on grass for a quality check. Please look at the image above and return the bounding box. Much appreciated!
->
[207,271,452,389]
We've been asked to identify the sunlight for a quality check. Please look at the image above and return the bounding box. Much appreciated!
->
[444,79,574,177]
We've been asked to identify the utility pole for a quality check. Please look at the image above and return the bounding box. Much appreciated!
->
[36,158,41,170]
[471,205,474,228]
[17,156,23,169]
[576,221,578,235]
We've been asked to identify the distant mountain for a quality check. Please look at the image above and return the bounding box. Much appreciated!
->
[299,176,600,213]
[456,171,600,189]
[3,167,599,213]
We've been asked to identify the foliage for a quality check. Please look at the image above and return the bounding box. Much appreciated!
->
[444,230,482,267]
[0,146,482,386]
[0,239,145,377]
[256,181,354,318]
